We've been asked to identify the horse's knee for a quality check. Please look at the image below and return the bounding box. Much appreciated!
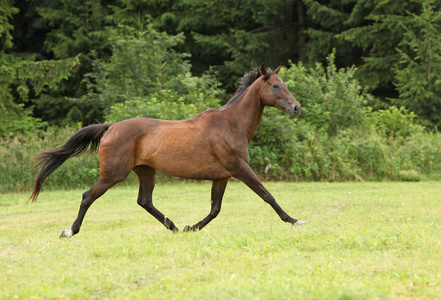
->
[80,190,93,208]
[263,195,276,205]
[137,197,153,211]
[210,208,221,218]
[82,190,91,199]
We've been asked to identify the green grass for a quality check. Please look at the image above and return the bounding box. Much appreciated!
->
[1,181,441,299]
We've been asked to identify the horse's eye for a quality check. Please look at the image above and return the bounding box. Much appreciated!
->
[272,84,279,88]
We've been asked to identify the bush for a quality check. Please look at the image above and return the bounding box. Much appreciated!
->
[108,72,223,122]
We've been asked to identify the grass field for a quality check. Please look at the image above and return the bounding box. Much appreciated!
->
[1,181,440,299]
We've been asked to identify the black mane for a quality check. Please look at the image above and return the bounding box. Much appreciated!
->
[225,67,274,106]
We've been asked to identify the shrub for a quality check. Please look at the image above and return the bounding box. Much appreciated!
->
[107,73,223,122]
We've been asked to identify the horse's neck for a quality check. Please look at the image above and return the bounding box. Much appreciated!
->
[224,81,264,143]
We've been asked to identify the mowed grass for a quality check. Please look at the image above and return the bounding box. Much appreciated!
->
[1,181,440,299]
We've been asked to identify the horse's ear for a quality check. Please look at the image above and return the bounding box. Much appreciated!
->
[274,65,284,74]
[260,64,267,76]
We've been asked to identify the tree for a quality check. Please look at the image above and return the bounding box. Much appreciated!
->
[83,20,223,122]
[153,0,307,92]
[30,0,113,125]
[0,0,17,50]
[394,0,441,128]
[0,54,80,138]
[302,0,356,67]
[84,20,190,110]
[303,0,430,99]
[336,0,421,93]
[0,1,79,138]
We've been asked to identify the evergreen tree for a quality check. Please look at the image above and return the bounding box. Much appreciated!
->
[0,0,79,138]
[336,0,421,93]
[302,0,356,67]
[0,0,17,50]
[394,0,441,128]
[154,0,307,91]
[33,0,114,125]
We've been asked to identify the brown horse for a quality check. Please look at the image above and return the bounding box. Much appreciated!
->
[30,65,304,238]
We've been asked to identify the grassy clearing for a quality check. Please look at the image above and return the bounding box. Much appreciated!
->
[1,181,440,299]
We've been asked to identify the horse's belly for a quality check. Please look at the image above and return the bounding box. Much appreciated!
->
[135,142,232,180]
[153,159,231,181]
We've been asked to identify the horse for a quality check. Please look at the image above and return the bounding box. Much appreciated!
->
[30,64,304,238]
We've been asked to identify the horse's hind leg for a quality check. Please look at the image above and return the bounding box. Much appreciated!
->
[59,176,122,238]
[134,165,178,232]
[183,178,228,232]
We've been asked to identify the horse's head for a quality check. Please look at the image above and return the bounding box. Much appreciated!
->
[259,65,301,118]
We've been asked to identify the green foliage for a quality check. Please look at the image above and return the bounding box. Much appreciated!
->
[248,55,441,181]
[249,109,297,179]
[5,0,441,132]
[300,0,441,129]
[85,22,191,111]
[250,53,373,180]
[108,73,223,122]
[0,53,79,138]
[302,0,352,65]
[393,1,441,128]
[304,0,435,103]
[37,0,110,60]
[3,54,441,193]
[0,106,45,141]
[32,0,114,125]
[0,126,100,192]
[279,106,441,182]
[2,0,441,189]
[0,0,18,51]
[158,0,305,91]
[0,1,45,138]
[335,0,417,90]
[82,21,224,122]
[286,52,374,135]
[370,106,421,139]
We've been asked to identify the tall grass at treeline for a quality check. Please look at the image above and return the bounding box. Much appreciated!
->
[0,126,100,193]
[2,56,441,193]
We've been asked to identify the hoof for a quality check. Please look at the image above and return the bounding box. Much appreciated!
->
[293,220,305,226]
[59,228,73,238]
[182,225,199,232]
[182,225,193,232]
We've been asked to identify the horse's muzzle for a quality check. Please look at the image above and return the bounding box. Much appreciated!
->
[288,104,301,118]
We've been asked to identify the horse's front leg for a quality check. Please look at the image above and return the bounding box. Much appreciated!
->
[183,178,228,232]
[234,163,305,226]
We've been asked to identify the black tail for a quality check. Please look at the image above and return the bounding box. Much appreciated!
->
[30,124,112,202]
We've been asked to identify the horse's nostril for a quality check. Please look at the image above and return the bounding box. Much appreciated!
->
[288,105,301,118]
